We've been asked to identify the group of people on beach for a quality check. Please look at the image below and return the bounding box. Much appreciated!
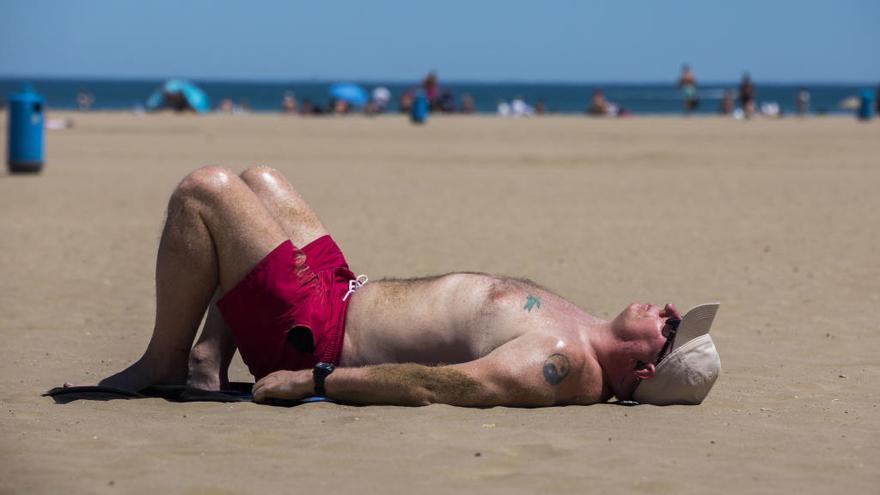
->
[678,65,819,118]
[65,69,879,118]
[582,67,760,118]
[270,72,477,116]
[270,68,836,118]
[677,66,761,118]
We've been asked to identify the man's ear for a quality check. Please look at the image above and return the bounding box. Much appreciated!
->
[635,363,656,380]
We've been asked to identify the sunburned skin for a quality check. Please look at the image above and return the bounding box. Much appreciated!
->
[341,274,598,368]
[335,273,613,405]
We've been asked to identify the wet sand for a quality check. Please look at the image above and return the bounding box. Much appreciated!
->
[1,112,878,494]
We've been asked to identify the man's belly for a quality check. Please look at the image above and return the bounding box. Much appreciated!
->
[340,318,486,367]
[338,283,541,367]
[337,281,509,367]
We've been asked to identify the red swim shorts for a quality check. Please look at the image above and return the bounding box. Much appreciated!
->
[217,235,357,380]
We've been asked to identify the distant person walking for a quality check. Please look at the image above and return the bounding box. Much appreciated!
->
[738,73,755,119]
[677,64,699,114]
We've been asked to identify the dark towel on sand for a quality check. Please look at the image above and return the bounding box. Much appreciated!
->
[44,383,326,407]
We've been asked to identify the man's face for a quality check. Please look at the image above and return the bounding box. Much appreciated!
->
[612,303,679,346]
[609,303,681,399]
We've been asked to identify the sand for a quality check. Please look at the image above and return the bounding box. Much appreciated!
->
[1,112,878,494]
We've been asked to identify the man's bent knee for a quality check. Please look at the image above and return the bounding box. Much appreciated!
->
[174,166,238,204]
[240,165,291,192]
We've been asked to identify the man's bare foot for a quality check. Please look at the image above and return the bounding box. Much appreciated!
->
[66,357,184,392]
[186,368,226,391]
[186,349,228,391]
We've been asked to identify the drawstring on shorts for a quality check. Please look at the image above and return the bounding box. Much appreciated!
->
[343,274,368,301]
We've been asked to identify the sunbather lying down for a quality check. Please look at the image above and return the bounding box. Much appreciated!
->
[64,165,721,407]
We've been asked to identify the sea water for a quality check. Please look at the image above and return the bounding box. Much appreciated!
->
[0,78,869,115]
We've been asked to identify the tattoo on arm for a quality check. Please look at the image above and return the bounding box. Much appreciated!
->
[524,295,541,312]
[542,353,570,385]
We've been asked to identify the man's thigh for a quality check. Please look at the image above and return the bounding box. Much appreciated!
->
[177,167,289,291]
[239,166,330,248]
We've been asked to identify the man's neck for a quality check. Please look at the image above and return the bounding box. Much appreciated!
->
[588,321,626,400]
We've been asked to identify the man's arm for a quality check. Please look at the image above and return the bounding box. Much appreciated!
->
[252,335,591,407]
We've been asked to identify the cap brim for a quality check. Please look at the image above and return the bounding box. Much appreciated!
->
[631,302,722,405]
[670,303,719,353]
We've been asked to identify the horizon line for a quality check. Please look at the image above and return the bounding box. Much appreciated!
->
[0,74,876,87]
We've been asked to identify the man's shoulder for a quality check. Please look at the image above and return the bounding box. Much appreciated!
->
[496,329,605,405]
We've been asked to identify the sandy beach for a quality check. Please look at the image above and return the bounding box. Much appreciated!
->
[1,112,878,494]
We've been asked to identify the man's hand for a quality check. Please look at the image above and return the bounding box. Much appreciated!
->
[252,369,312,403]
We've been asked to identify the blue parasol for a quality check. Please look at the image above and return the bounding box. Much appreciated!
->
[329,82,368,107]
[145,79,210,113]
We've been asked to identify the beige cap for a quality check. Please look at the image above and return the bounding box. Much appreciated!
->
[632,303,721,405]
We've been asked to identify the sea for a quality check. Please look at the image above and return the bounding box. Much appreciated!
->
[0,78,871,115]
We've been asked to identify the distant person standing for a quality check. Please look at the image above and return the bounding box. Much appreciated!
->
[422,72,440,111]
[795,87,810,116]
[719,90,735,115]
[738,73,755,119]
[677,64,699,114]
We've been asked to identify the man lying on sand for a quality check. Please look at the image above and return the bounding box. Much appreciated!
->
[68,166,721,407]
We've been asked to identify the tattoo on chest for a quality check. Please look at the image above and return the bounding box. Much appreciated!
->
[524,295,541,312]
[542,353,570,385]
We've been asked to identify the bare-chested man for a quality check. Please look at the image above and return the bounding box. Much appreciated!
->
[68,166,721,407]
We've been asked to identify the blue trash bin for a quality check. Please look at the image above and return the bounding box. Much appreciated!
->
[410,90,428,124]
[7,84,45,173]
[857,89,875,121]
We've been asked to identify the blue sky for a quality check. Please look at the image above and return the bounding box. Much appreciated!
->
[1,0,877,83]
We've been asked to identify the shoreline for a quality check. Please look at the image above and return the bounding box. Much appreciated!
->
[3,109,868,120]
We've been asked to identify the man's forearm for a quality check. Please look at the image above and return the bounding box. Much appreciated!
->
[325,363,489,407]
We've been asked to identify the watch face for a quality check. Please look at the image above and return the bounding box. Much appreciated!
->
[315,362,335,375]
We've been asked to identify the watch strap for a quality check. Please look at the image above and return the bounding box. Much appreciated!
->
[313,362,335,397]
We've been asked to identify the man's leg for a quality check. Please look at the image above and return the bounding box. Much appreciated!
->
[186,290,236,390]
[84,166,289,391]
[186,166,330,389]
[238,165,330,246]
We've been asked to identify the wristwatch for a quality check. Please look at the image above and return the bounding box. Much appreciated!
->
[313,362,336,397]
